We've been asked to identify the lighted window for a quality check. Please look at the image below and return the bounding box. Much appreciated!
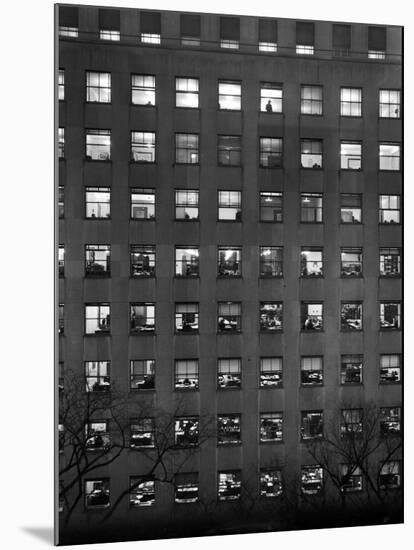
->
[131,75,156,105]
[300,247,323,277]
[85,361,110,392]
[260,83,282,113]
[300,193,323,223]
[260,192,283,222]
[379,248,401,277]
[379,90,400,118]
[129,478,155,507]
[130,303,155,334]
[380,354,401,384]
[175,246,199,277]
[220,16,239,49]
[141,33,160,44]
[218,191,241,221]
[175,473,198,503]
[379,407,401,436]
[368,26,386,59]
[130,418,154,448]
[131,131,155,163]
[218,135,241,166]
[218,247,242,277]
[341,141,362,170]
[218,80,241,110]
[140,12,161,44]
[340,194,362,224]
[175,133,199,164]
[86,129,111,161]
[301,466,323,494]
[58,246,64,277]
[301,357,323,386]
[380,302,401,330]
[180,14,200,46]
[296,45,314,55]
[379,462,400,489]
[340,465,362,493]
[301,139,323,168]
[260,470,282,497]
[379,195,400,224]
[260,412,283,442]
[218,414,241,445]
[258,19,277,52]
[260,302,283,332]
[175,77,199,108]
[175,303,199,333]
[379,143,400,171]
[85,187,110,219]
[100,29,120,41]
[259,137,283,167]
[58,128,64,158]
[340,355,363,385]
[131,188,155,220]
[130,359,155,390]
[218,302,241,332]
[218,471,241,501]
[301,302,323,331]
[85,303,110,334]
[260,357,283,388]
[218,358,241,389]
[85,421,110,450]
[341,302,363,331]
[130,245,155,278]
[259,246,283,277]
[296,22,314,55]
[85,479,110,509]
[301,411,323,440]
[341,248,363,277]
[175,360,199,390]
[175,417,199,447]
[58,69,65,100]
[301,85,323,115]
[85,244,110,277]
[58,186,64,218]
[59,26,78,37]
[175,190,199,220]
[86,72,111,103]
[340,88,362,116]
[340,409,363,437]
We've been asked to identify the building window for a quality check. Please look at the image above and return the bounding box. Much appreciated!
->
[301,411,323,440]
[131,75,156,105]
[218,358,241,389]
[260,357,283,388]
[141,34,160,44]
[260,302,283,332]
[218,80,241,110]
[140,11,161,44]
[217,135,241,166]
[301,85,323,115]
[175,417,199,447]
[333,24,351,56]
[99,8,120,40]
[300,247,323,277]
[130,418,155,448]
[341,302,363,331]
[58,186,64,218]
[100,29,120,40]
[130,359,155,390]
[130,303,155,334]
[85,303,110,335]
[379,90,400,118]
[340,194,362,224]
[380,302,401,330]
[260,192,283,222]
[85,421,110,450]
[129,478,155,507]
[217,414,241,445]
[379,195,400,224]
[340,409,363,437]
[85,244,111,277]
[296,22,315,55]
[85,187,110,219]
[259,137,283,168]
[59,423,64,452]
[86,72,111,103]
[340,88,362,117]
[380,407,401,436]
[131,131,155,163]
[380,248,401,277]
[218,302,241,333]
[379,462,400,490]
[341,141,362,170]
[260,470,282,497]
[175,303,199,333]
[258,18,277,52]
[218,471,241,501]
[218,247,242,277]
[260,83,282,113]
[260,412,283,442]
[220,16,240,49]
[340,465,362,493]
[180,14,201,47]
[85,361,110,392]
[368,26,386,59]
[301,139,323,168]
[131,188,155,220]
[58,69,64,100]
[58,128,64,158]
[301,357,323,386]
[175,360,199,390]
[300,193,323,223]
[340,355,363,385]
[59,303,64,334]
[175,247,199,277]
[301,302,323,331]
[175,190,199,220]
[341,248,363,277]
[175,473,198,503]
[59,26,78,37]
[259,247,283,277]
[301,466,323,495]
[176,77,199,108]
[58,246,64,277]
[379,143,400,171]
[218,191,241,221]
[86,129,111,161]
[85,479,110,509]
[130,245,155,278]
[380,354,401,384]
[175,133,199,164]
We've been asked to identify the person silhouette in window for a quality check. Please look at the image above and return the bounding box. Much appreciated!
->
[266,100,273,113]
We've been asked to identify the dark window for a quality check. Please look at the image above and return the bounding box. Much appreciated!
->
[301,411,323,440]
[130,245,155,277]
[175,417,199,447]
[340,409,363,437]
[218,414,241,445]
[85,479,110,509]
[180,14,201,46]
[175,246,199,277]
[85,303,110,334]
[300,247,323,277]
[380,302,401,330]
[130,359,155,390]
[260,192,283,222]
[58,246,64,277]
[260,83,282,112]
[140,11,161,44]
[258,19,278,52]
[175,360,199,390]
[379,462,400,489]
[175,190,199,220]
[176,78,199,108]
[259,246,283,277]
[341,141,362,170]
[379,90,400,118]
[218,247,242,277]
[379,143,400,171]
[220,16,240,49]
[86,129,111,161]
[260,302,283,332]
[380,407,401,436]
[58,128,64,158]
[129,477,155,506]
[218,302,241,332]
[175,133,199,164]
[59,303,64,334]
[58,186,64,218]
[131,188,155,220]
[131,131,155,163]
[340,355,363,385]
[340,88,362,117]
[260,412,283,442]
[341,248,363,277]
[218,358,241,389]
[218,135,241,166]
[333,24,351,55]
[340,194,362,223]
[260,470,282,497]
[218,191,241,220]
[218,80,241,110]
[301,466,323,494]
[85,244,111,277]
[86,72,111,103]
[301,85,323,115]
[368,26,386,59]
[130,418,155,448]
[175,473,199,503]
[131,75,155,105]
[99,8,120,41]
[85,361,110,392]
[379,195,400,224]
[175,303,199,333]
[301,193,323,223]
[296,22,314,54]
[59,5,78,37]
[341,302,363,331]
[218,471,241,501]
[85,421,110,450]
[301,139,323,168]
[301,357,323,386]
[86,187,110,219]
[380,354,401,384]
[130,303,155,334]
[58,69,64,100]
[259,137,283,167]
[301,302,323,331]
[58,362,64,392]
[260,357,283,388]
[340,465,362,493]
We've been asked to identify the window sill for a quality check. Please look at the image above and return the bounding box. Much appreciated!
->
[174,387,199,392]
[85,101,112,106]
[217,386,241,391]
[130,218,156,221]
[84,158,112,163]
[341,222,363,225]
[130,275,156,279]
[175,106,200,111]
[260,111,284,115]
[260,220,283,224]
[217,442,242,447]
[379,328,401,332]
[217,219,242,223]
[130,103,157,108]
[217,164,242,168]
[341,329,363,332]
[301,384,324,388]
[85,274,111,278]
[301,275,324,279]
[174,218,199,222]
[130,161,157,165]
[217,331,242,335]
[341,275,363,279]
[340,168,363,172]
[85,217,112,221]
[260,439,284,445]
[300,221,324,224]
[217,109,242,113]
[379,169,401,173]
[379,274,401,278]
[174,276,200,279]
[260,330,283,334]
[259,166,284,170]
[130,445,155,451]
[129,388,156,393]
[84,332,111,337]
[217,275,242,279]
[174,163,200,167]
[379,223,401,226]
[340,383,363,387]
[301,330,324,333]
[340,115,362,119]
[130,331,156,336]
[259,275,284,279]
[175,331,199,335]
[379,381,401,385]
[300,167,323,171]
[300,113,324,117]
[260,385,283,390]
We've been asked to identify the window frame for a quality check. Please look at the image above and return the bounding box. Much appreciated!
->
[340,141,362,170]
[85,360,111,392]
[340,193,362,224]
[217,80,241,111]
[130,359,155,390]
[340,354,363,385]
[85,71,111,104]
[300,193,323,223]
[217,414,241,446]
[175,189,199,221]
[130,188,155,220]
[175,302,199,334]
[217,301,242,333]
[379,302,401,330]
[259,412,283,443]
[217,246,242,277]
[300,247,323,277]
[259,246,283,277]
[175,246,200,277]
[340,247,363,278]
[340,87,362,117]
[259,301,283,332]
[131,131,156,163]
[301,301,324,331]
[260,192,283,222]
[175,359,199,390]
[85,478,110,509]
[218,470,241,501]
[259,137,283,168]
[131,74,156,106]
[85,129,111,161]
[130,302,156,334]
[301,356,324,386]
[175,77,199,109]
[379,354,401,384]
[260,83,283,113]
[379,194,401,224]
[217,358,241,390]
[84,303,111,335]
[85,186,111,219]
[300,410,324,440]
[217,135,242,167]
[259,357,283,388]
[175,133,200,165]
[379,247,401,277]
[130,418,155,448]
[379,143,401,171]
[85,244,111,277]
[300,139,323,169]
[340,301,363,331]
[130,244,156,278]
[379,89,401,119]
[301,85,323,116]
